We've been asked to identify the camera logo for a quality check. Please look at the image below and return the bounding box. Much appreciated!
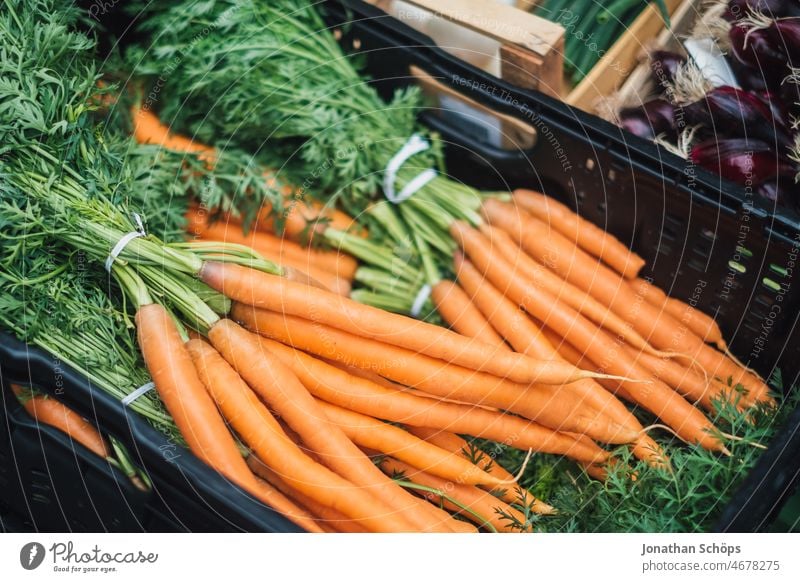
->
[20,542,46,570]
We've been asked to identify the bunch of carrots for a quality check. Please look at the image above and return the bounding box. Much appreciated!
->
[124,110,777,532]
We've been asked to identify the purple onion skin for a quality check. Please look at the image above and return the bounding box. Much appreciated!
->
[685,86,793,148]
[727,0,800,18]
[771,18,800,66]
[690,138,794,184]
[727,56,769,92]
[649,51,686,89]
[730,23,790,83]
[620,99,675,141]
[756,90,794,128]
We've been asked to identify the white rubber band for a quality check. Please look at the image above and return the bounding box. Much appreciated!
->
[105,213,146,273]
[383,134,438,204]
[121,381,155,407]
[410,283,433,318]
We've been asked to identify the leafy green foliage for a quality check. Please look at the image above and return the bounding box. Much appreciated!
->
[474,385,796,532]
[125,0,426,211]
[125,0,488,302]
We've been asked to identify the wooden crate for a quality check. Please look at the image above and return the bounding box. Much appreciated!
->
[365,0,565,97]
[365,0,686,114]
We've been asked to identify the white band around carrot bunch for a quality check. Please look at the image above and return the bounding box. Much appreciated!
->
[383,134,437,204]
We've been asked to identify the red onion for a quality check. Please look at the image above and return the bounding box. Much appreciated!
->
[727,0,800,19]
[730,22,790,77]
[771,17,800,65]
[727,56,769,91]
[649,51,686,89]
[690,138,795,185]
[619,99,675,140]
[685,86,793,148]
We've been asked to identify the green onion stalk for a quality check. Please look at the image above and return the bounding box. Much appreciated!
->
[124,0,507,317]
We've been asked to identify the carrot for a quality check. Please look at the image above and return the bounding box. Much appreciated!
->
[315,400,508,487]
[247,456,368,533]
[630,277,725,348]
[232,303,639,444]
[539,328,692,463]
[186,206,357,281]
[132,107,365,245]
[324,358,503,412]
[431,280,506,345]
[249,474,325,533]
[206,319,447,532]
[198,235,350,294]
[623,345,717,411]
[185,337,412,532]
[257,195,366,244]
[513,189,645,280]
[11,385,110,459]
[580,462,610,481]
[257,338,609,464]
[482,200,772,404]
[379,457,531,532]
[131,108,216,162]
[451,222,726,453]
[407,427,555,514]
[454,253,641,421]
[201,261,623,386]
[453,254,668,465]
[475,223,683,361]
[136,303,259,488]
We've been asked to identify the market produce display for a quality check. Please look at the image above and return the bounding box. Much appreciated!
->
[0,0,794,533]
[615,0,800,208]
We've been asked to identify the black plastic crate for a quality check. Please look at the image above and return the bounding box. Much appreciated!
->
[0,332,301,533]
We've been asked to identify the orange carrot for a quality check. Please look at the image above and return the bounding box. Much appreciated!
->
[185,336,413,532]
[132,107,365,244]
[206,319,447,532]
[454,253,640,421]
[482,199,771,404]
[250,474,325,533]
[11,385,110,459]
[451,222,725,453]
[623,345,717,410]
[630,277,725,348]
[513,189,645,280]
[136,304,258,488]
[452,254,667,465]
[475,222,680,361]
[201,261,620,386]
[247,456,367,533]
[257,338,609,463]
[186,207,357,281]
[316,400,507,487]
[233,303,639,445]
[407,427,555,514]
[131,108,215,162]
[379,457,531,532]
[431,280,506,345]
